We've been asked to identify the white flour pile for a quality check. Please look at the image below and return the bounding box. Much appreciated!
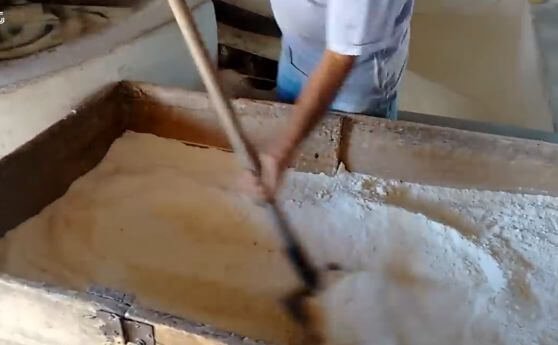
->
[0,131,557,345]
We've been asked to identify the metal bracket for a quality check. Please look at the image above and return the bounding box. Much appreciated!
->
[97,310,155,345]
[89,286,154,345]
[122,318,155,345]
[97,311,126,345]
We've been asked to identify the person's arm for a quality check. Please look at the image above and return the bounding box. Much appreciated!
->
[269,50,355,168]
[245,50,354,199]
[244,0,400,199]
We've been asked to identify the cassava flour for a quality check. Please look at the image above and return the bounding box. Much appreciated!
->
[0,131,556,345]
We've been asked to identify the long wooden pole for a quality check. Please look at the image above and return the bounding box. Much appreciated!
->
[166,0,322,334]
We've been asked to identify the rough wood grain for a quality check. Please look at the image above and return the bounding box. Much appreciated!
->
[125,83,342,175]
[341,116,558,196]
[0,276,108,345]
[0,84,125,236]
[127,305,269,345]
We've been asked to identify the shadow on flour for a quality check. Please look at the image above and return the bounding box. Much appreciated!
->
[382,187,481,240]
[381,185,541,317]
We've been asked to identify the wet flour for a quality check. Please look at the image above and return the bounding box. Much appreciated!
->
[0,132,556,345]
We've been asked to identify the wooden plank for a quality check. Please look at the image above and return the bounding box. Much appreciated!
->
[122,82,558,195]
[0,276,109,345]
[341,116,558,196]
[124,83,341,175]
[0,275,269,345]
[218,23,280,61]
[0,84,125,235]
[398,110,558,144]
[27,0,136,6]
[213,0,281,37]
[126,305,270,345]
[261,102,341,175]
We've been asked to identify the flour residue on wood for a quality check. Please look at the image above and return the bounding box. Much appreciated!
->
[0,131,557,345]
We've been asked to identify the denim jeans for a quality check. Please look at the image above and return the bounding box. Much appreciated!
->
[276,34,408,120]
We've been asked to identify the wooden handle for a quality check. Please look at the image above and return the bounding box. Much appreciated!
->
[167,0,260,173]
[166,0,320,292]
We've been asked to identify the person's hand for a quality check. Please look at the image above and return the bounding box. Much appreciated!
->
[241,152,288,201]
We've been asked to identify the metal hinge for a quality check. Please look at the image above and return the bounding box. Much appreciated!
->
[88,286,155,345]
[97,310,155,345]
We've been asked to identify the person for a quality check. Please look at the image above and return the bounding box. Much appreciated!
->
[245,0,415,199]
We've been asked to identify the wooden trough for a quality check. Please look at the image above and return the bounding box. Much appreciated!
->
[1,81,557,345]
